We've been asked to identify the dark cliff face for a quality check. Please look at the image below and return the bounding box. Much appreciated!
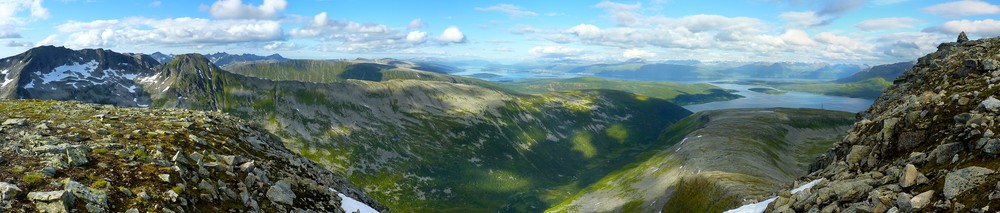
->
[0,46,160,106]
[766,36,1000,212]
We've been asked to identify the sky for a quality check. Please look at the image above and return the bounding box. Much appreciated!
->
[0,0,998,64]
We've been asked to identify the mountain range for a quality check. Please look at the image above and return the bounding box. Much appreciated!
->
[2,34,996,212]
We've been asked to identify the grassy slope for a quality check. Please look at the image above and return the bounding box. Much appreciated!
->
[225,59,511,92]
[775,78,891,99]
[499,77,743,105]
[147,57,695,212]
[547,108,855,213]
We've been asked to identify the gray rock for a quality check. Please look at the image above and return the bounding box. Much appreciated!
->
[930,143,963,164]
[2,118,27,126]
[239,160,255,172]
[984,139,1000,153]
[0,182,21,200]
[199,179,218,199]
[846,145,872,167]
[944,166,994,199]
[266,179,295,206]
[901,164,919,188]
[27,190,74,213]
[958,32,969,43]
[159,174,170,183]
[911,190,934,210]
[896,192,912,212]
[65,179,107,207]
[125,208,140,213]
[172,150,191,166]
[832,180,873,202]
[65,146,89,167]
[979,96,1000,112]
[188,134,207,145]
[984,59,999,71]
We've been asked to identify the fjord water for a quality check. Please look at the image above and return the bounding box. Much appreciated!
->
[458,68,875,113]
[682,82,874,113]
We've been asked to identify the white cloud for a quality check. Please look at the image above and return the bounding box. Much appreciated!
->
[149,1,161,7]
[595,1,642,27]
[779,11,821,28]
[262,41,298,51]
[529,45,583,58]
[5,40,32,47]
[56,18,283,48]
[923,0,1000,17]
[855,17,920,31]
[622,49,656,59]
[208,0,287,19]
[0,32,21,39]
[873,32,949,59]
[0,0,49,37]
[924,19,1000,37]
[36,34,58,46]
[289,12,466,52]
[510,24,543,34]
[439,27,466,43]
[408,18,424,29]
[568,24,602,39]
[779,29,815,46]
[475,4,538,18]
[406,31,427,44]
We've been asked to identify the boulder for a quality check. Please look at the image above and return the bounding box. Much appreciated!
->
[979,97,1000,113]
[0,182,21,200]
[911,190,934,210]
[65,146,90,167]
[2,118,27,126]
[958,32,969,43]
[930,143,963,164]
[984,139,1000,153]
[944,166,994,199]
[900,164,919,188]
[896,192,912,212]
[846,145,872,167]
[27,190,74,213]
[832,180,873,202]
[266,179,295,206]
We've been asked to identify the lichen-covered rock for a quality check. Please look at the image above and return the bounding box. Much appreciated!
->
[266,179,295,206]
[943,166,994,199]
[0,182,20,200]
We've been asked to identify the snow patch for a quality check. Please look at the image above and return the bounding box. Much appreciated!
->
[790,178,823,194]
[329,188,378,213]
[724,178,824,213]
[723,197,776,213]
[1,69,12,87]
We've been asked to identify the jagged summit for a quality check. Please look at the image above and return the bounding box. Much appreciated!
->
[761,36,1000,212]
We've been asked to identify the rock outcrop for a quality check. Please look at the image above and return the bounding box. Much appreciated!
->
[764,35,1000,212]
[0,100,382,212]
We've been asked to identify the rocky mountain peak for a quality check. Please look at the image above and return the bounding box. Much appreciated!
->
[763,35,1000,212]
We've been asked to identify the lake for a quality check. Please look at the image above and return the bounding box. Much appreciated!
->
[682,83,874,113]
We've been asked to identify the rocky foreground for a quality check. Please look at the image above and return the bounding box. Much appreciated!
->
[763,35,1000,212]
[0,100,382,212]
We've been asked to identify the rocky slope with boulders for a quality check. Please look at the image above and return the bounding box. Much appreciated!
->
[760,34,1000,212]
[0,99,382,212]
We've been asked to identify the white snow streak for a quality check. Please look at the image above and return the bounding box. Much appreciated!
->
[329,188,379,213]
[724,178,824,213]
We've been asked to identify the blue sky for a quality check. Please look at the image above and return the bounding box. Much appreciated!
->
[0,0,998,64]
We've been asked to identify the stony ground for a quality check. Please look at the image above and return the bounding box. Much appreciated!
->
[764,34,1000,212]
[0,99,382,212]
